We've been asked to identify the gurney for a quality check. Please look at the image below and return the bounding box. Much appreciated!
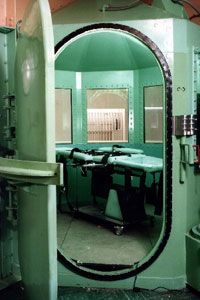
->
[56,146,163,235]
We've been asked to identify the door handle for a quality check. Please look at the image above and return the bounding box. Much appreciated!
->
[0,157,63,186]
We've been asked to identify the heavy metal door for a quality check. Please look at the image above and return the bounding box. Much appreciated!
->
[0,1,60,299]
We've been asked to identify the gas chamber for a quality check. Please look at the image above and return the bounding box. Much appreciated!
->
[0,0,200,299]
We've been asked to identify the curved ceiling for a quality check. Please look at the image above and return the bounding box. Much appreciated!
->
[55,31,159,72]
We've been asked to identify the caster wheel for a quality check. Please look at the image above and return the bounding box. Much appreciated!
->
[114,226,124,236]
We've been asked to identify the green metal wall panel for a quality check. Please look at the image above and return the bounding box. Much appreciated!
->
[133,66,163,144]
[55,68,163,149]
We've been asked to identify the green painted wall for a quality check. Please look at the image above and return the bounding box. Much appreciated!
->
[55,68,163,150]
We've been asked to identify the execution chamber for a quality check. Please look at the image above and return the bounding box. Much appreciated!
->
[0,0,200,299]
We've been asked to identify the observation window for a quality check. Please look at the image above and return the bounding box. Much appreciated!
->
[55,88,72,143]
[87,89,128,143]
[144,85,163,143]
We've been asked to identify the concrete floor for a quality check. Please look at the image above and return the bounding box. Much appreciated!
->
[0,206,166,300]
[0,211,198,299]
[1,283,200,300]
[58,287,200,300]
[57,207,162,265]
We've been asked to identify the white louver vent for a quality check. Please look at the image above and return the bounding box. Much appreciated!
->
[87,109,126,142]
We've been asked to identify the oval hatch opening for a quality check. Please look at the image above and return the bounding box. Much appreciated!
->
[55,23,172,280]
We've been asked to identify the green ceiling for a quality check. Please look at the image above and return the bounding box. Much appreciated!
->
[55,31,159,72]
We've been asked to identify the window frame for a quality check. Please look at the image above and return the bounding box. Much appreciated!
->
[143,85,163,144]
[55,88,72,144]
[86,87,130,144]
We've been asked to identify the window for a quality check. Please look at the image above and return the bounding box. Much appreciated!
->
[144,85,163,143]
[55,89,72,143]
[87,89,128,143]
